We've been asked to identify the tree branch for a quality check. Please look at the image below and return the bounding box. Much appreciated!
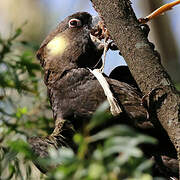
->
[90,0,180,162]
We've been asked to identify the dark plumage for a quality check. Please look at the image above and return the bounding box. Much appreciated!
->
[28,12,178,177]
[36,11,146,127]
[37,12,103,80]
[109,65,140,92]
[28,12,147,167]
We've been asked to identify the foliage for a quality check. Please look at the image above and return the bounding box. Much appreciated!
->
[0,27,52,179]
[43,102,156,180]
[0,28,159,180]
[175,83,180,92]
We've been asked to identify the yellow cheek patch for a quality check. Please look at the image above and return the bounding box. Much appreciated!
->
[46,36,68,56]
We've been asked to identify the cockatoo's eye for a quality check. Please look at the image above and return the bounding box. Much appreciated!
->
[68,18,82,28]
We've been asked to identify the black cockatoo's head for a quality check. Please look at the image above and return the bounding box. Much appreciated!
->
[37,12,103,76]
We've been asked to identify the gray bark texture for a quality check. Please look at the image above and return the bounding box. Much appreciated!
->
[139,1,180,83]
[90,0,180,169]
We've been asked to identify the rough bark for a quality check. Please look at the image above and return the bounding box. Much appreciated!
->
[139,1,180,83]
[90,0,180,168]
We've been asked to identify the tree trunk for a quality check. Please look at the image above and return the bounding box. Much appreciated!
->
[139,0,180,83]
[90,0,180,171]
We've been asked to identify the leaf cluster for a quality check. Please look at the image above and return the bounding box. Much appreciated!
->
[0,26,53,179]
[45,102,157,180]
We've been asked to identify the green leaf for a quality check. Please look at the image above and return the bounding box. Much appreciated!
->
[86,101,111,131]
[89,125,135,142]
[88,163,105,179]
[103,144,142,158]
[135,159,154,173]
[7,140,33,160]
[16,107,27,118]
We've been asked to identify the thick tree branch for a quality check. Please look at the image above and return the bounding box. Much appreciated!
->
[90,0,180,162]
